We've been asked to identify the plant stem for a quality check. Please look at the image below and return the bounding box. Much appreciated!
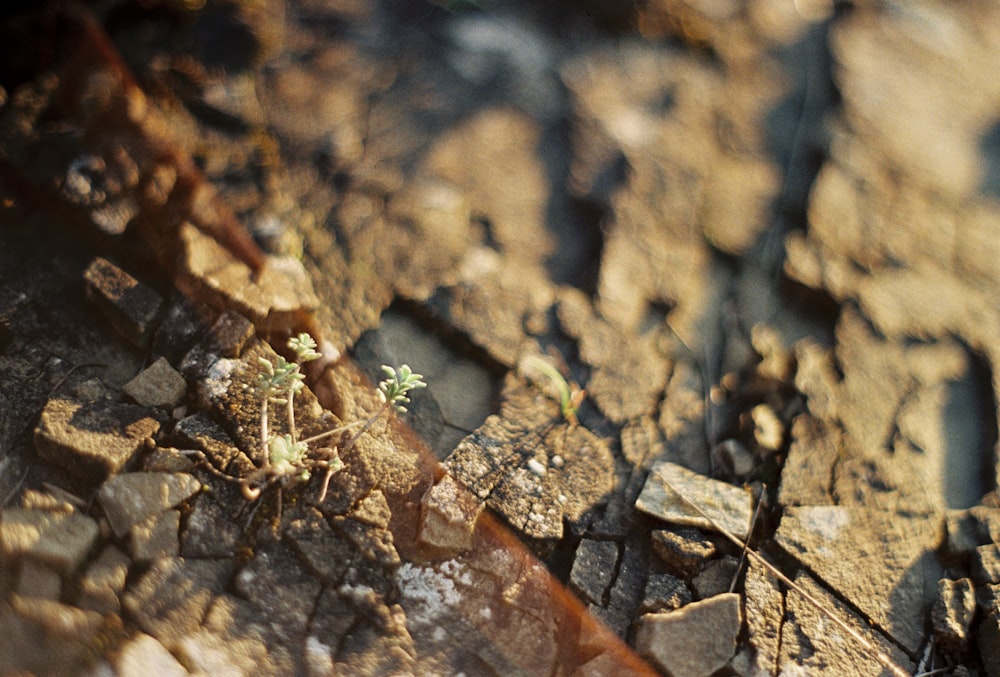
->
[286,390,297,443]
[260,397,270,468]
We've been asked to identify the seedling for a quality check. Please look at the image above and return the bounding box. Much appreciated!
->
[522,354,585,426]
[186,334,426,510]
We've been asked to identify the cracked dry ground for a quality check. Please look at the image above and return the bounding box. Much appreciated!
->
[1,1,1000,675]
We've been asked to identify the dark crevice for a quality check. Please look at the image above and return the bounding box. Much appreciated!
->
[945,345,998,509]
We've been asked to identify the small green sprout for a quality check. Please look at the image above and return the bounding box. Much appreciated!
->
[522,354,585,426]
[378,364,427,413]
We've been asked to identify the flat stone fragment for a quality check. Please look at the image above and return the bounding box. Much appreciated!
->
[116,633,187,677]
[932,577,976,660]
[351,488,392,529]
[780,571,913,675]
[98,472,202,538]
[418,474,483,554]
[178,223,320,331]
[130,509,181,561]
[776,506,942,654]
[973,544,1000,585]
[76,545,131,614]
[640,572,691,613]
[569,539,619,606]
[16,561,61,599]
[34,398,162,483]
[0,508,99,575]
[743,559,783,677]
[651,527,716,578]
[1,596,105,676]
[634,593,741,677]
[122,557,231,644]
[123,357,187,409]
[84,256,164,348]
[636,461,752,539]
[691,556,740,600]
[979,609,1000,677]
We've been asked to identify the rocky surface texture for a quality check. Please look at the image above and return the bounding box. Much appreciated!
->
[0,0,998,675]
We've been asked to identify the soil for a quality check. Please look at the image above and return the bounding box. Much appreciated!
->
[1,1,999,676]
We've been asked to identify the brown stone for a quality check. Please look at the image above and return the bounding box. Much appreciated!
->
[84,257,164,348]
[34,398,162,483]
[634,593,741,677]
[122,357,187,409]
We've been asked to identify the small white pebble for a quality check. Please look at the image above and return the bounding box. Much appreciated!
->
[526,458,547,477]
[550,455,564,468]
[557,494,568,504]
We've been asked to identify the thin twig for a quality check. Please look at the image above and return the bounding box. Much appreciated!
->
[662,477,910,677]
[730,485,766,594]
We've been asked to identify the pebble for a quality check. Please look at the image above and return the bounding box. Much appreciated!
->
[83,257,164,348]
[34,398,162,483]
[0,508,99,575]
[97,472,202,538]
[634,593,741,677]
[636,461,753,539]
[122,357,187,409]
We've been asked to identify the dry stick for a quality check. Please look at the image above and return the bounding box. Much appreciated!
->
[729,486,766,594]
[662,478,910,677]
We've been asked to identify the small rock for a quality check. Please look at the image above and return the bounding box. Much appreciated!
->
[97,472,201,538]
[233,544,323,639]
[130,509,181,561]
[569,539,619,606]
[351,489,392,530]
[973,544,1000,585]
[2,596,105,675]
[178,223,319,331]
[692,555,740,600]
[173,413,248,475]
[34,398,162,483]
[597,537,648,638]
[116,633,187,677]
[122,557,232,643]
[123,357,187,409]
[76,545,130,614]
[204,311,256,358]
[932,577,976,660]
[634,593,742,677]
[640,572,691,613]
[418,474,483,554]
[16,561,62,599]
[979,609,1000,677]
[750,404,784,451]
[636,461,753,539]
[84,257,164,348]
[0,508,99,575]
[714,439,755,477]
[181,492,242,559]
[651,527,716,577]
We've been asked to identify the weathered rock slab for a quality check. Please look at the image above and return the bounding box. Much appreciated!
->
[122,357,187,409]
[34,398,162,483]
[634,592,741,677]
[0,508,99,575]
[775,505,942,653]
[97,472,202,538]
[636,461,752,539]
